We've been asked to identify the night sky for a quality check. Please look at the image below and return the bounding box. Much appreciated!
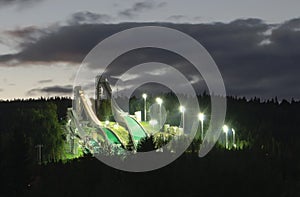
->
[0,0,300,100]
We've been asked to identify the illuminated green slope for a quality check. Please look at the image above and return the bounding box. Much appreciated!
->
[124,116,147,143]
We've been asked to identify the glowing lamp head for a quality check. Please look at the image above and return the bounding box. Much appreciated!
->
[142,93,147,99]
[156,97,163,105]
[198,113,205,121]
[179,105,185,113]
[223,125,229,133]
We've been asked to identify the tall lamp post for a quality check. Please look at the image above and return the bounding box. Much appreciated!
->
[35,144,43,165]
[223,125,229,149]
[198,113,205,141]
[142,93,147,121]
[232,128,236,148]
[179,106,185,131]
[156,97,163,130]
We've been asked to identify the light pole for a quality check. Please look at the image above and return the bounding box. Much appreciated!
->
[179,106,185,131]
[198,113,205,141]
[232,128,236,148]
[223,125,229,149]
[142,93,147,122]
[156,97,163,130]
[35,144,43,165]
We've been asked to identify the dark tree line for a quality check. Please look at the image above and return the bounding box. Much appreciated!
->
[0,97,71,196]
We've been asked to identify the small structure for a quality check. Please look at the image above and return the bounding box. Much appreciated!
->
[134,111,142,122]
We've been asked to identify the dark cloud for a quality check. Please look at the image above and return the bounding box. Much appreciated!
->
[38,79,53,84]
[277,18,300,30]
[68,11,112,25]
[5,26,38,38]
[0,23,147,64]
[119,0,166,18]
[0,54,15,63]
[4,26,46,47]
[1,18,300,99]
[27,85,72,96]
[0,19,269,64]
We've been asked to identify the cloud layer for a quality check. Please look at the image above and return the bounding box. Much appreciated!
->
[27,85,72,95]
[119,0,166,18]
[1,17,300,99]
[68,11,112,25]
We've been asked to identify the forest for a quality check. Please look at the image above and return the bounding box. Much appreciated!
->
[0,95,299,197]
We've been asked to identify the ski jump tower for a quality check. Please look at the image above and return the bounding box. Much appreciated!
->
[95,75,112,119]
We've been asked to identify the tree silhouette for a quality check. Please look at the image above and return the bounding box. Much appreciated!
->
[137,135,156,152]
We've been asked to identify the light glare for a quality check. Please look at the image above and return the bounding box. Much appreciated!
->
[198,113,205,121]
[223,125,229,133]
[156,97,163,105]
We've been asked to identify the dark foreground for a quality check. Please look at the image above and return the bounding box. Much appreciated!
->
[1,98,300,197]
[14,149,300,197]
